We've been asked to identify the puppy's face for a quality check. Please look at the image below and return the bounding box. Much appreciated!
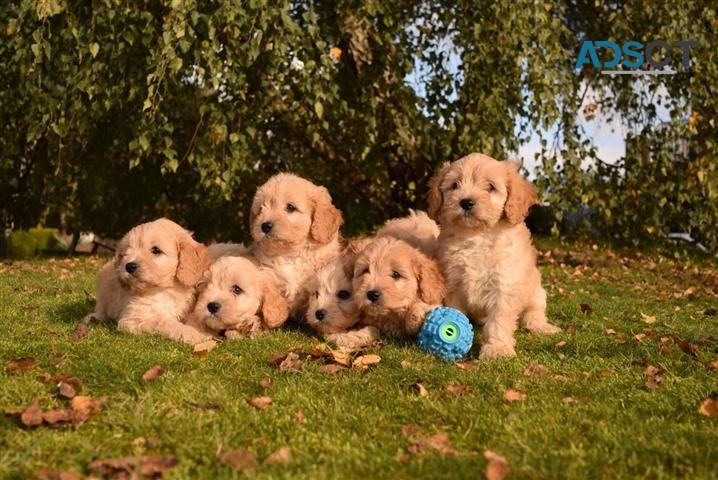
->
[114,218,210,291]
[193,257,288,333]
[427,153,537,230]
[352,237,445,317]
[250,174,343,255]
[305,260,359,334]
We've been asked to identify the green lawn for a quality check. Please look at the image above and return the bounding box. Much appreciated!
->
[1,240,717,479]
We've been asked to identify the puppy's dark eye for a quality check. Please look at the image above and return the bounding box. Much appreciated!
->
[361,267,370,275]
[150,246,162,255]
[487,182,496,192]
[450,181,459,190]
[315,291,319,298]
[286,203,297,213]
[337,290,351,300]
[391,271,402,280]
[232,285,243,295]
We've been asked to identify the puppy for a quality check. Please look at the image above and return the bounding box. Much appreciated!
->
[376,209,439,257]
[186,256,288,337]
[428,153,561,359]
[352,236,446,337]
[249,173,343,316]
[90,218,212,345]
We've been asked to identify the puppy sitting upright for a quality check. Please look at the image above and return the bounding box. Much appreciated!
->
[90,218,212,345]
[428,153,561,359]
[249,173,343,317]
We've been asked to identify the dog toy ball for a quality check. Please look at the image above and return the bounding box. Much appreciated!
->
[417,307,474,361]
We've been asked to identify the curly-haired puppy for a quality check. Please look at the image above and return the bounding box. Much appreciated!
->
[90,218,212,345]
[186,256,288,337]
[428,153,561,359]
[249,173,343,316]
[352,236,446,337]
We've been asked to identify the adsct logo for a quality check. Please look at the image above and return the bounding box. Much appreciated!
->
[576,40,698,75]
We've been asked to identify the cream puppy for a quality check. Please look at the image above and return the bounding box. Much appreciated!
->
[249,173,343,316]
[428,153,560,359]
[90,218,212,345]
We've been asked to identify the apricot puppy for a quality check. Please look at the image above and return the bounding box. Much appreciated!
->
[428,153,561,359]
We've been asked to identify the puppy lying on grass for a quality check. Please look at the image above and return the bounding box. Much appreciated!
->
[89,218,211,345]
[428,153,561,359]
[186,256,288,338]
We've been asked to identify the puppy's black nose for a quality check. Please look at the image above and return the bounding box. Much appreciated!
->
[367,290,381,303]
[459,198,475,211]
[261,222,273,234]
[125,262,138,274]
[315,309,327,321]
[207,302,221,314]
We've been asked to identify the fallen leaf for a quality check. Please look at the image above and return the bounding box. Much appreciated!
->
[353,354,381,369]
[634,333,646,343]
[699,398,718,417]
[88,455,177,478]
[58,381,76,399]
[523,361,549,377]
[705,308,717,317]
[580,303,592,315]
[709,360,718,371]
[320,364,346,374]
[455,361,480,371]
[605,328,616,335]
[643,365,661,377]
[248,396,272,410]
[554,341,566,348]
[35,468,81,480]
[410,382,428,397]
[484,450,509,480]
[142,365,165,380]
[598,370,615,378]
[425,432,458,455]
[218,449,257,471]
[330,349,352,367]
[442,384,471,397]
[304,346,332,359]
[401,424,419,438]
[70,395,103,424]
[294,409,305,425]
[566,325,577,334]
[642,365,663,389]
[267,351,289,365]
[671,334,699,357]
[259,378,273,389]
[562,396,578,403]
[42,409,73,425]
[192,340,217,357]
[278,352,302,372]
[20,402,43,427]
[6,356,37,374]
[640,312,657,324]
[503,389,526,402]
[264,446,292,465]
[70,323,89,342]
[553,374,571,381]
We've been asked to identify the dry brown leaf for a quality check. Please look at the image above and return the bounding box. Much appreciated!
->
[410,382,428,397]
[6,356,37,374]
[320,364,346,374]
[484,450,509,480]
[264,446,292,465]
[709,360,718,371]
[42,409,73,425]
[523,361,549,377]
[304,346,332,359]
[331,349,353,367]
[634,333,646,343]
[425,432,458,455]
[294,409,305,425]
[643,365,661,377]
[580,303,592,315]
[248,396,272,410]
[70,323,89,342]
[671,334,699,357]
[88,455,177,478]
[259,378,273,389]
[605,328,616,335]
[142,365,165,380]
[20,402,43,427]
[353,354,381,369]
[699,398,718,417]
[70,395,103,424]
[218,449,257,471]
[455,361,480,371]
[562,397,578,404]
[58,381,76,399]
[442,384,471,397]
[401,424,419,438]
[598,370,615,378]
[267,351,289,365]
[35,468,81,480]
[192,340,217,357]
[554,341,567,348]
[278,352,302,372]
[640,312,657,324]
[503,389,526,402]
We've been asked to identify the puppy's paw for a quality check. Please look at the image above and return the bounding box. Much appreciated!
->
[117,318,144,334]
[526,322,561,335]
[479,343,516,359]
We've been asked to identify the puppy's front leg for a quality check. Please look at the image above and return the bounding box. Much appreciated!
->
[479,304,522,359]
[118,313,212,346]
[326,326,379,350]
[405,302,435,336]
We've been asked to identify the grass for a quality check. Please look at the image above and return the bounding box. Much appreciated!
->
[1,239,717,479]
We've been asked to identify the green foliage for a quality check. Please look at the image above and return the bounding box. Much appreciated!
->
[7,227,65,257]
[0,1,716,248]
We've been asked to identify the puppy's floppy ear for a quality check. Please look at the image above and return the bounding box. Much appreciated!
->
[176,236,211,287]
[427,162,451,220]
[310,186,343,244]
[413,251,446,305]
[503,162,538,225]
[341,238,371,278]
[260,272,289,328]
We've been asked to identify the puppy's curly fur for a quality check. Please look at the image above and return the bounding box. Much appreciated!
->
[352,236,446,337]
[249,173,343,316]
[186,256,288,337]
[428,153,560,359]
[90,218,212,345]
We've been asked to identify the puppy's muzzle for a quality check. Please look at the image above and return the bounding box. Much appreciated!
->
[207,302,221,315]
[314,309,327,321]
[459,198,475,211]
[125,262,138,274]
[366,290,381,303]
[261,222,273,234]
